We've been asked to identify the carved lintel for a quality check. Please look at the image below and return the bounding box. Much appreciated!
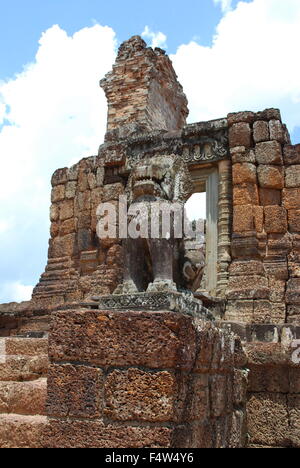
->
[100,125,229,169]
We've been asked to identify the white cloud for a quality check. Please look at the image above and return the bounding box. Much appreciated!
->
[0,24,117,303]
[0,218,14,235]
[171,0,300,135]
[0,281,33,303]
[141,26,167,49]
[0,24,116,203]
[213,0,233,12]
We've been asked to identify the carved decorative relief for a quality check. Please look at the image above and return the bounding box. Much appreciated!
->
[88,291,214,319]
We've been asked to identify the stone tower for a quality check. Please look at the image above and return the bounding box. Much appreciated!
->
[0,36,299,449]
[100,35,188,139]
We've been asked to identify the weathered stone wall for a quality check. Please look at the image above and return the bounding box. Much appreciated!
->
[43,308,247,448]
[32,157,124,310]
[221,322,300,448]
[226,109,300,324]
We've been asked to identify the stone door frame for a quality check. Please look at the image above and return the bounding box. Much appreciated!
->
[189,159,232,297]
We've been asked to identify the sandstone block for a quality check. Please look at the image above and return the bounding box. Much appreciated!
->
[5,338,48,356]
[257,165,284,189]
[0,379,46,416]
[51,168,68,186]
[266,235,292,263]
[51,185,65,203]
[286,278,300,304]
[259,188,281,206]
[288,395,300,448]
[65,181,77,199]
[231,233,259,259]
[283,144,300,165]
[230,147,256,164]
[0,414,47,449]
[269,278,286,303]
[49,310,197,371]
[264,260,288,280]
[225,300,254,322]
[0,355,48,382]
[248,365,289,393]
[233,184,259,205]
[193,323,234,373]
[50,223,59,238]
[75,191,91,212]
[283,188,300,210]
[253,121,269,143]
[285,165,300,188]
[269,120,285,143]
[256,108,281,122]
[264,206,287,233]
[104,369,177,423]
[253,301,286,324]
[50,204,59,222]
[233,205,254,232]
[43,418,172,448]
[227,276,269,300]
[227,111,255,126]
[78,168,89,192]
[77,228,93,251]
[103,183,124,202]
[229,260,264,277]
[59,200,74,221]
[289,369,300,393]
[50,233,76,258]
[47,364,103,419]
[60,218,76,236]
[67,164,79,181]
[232,163,257,185]
[229,123,252,148]
[247,393,289,447]
[255,141,283,165]
[288,209,300,233]
[246,342,288,366]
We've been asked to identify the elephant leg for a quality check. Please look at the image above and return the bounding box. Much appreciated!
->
[146,239,177,292]
[114,238,148,294]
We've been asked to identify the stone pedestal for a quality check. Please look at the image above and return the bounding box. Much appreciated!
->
[43,293,248,448]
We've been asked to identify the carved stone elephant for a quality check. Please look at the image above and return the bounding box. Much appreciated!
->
[114,154,205,294]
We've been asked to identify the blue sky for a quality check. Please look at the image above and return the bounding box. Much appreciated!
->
[0,0,242,79]
[0,0,299,303]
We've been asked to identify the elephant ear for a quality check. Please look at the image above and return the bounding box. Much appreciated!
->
[172,155,194,203]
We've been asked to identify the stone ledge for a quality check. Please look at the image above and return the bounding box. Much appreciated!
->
[86,291,214,320]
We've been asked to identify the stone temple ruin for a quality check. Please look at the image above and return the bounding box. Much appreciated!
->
[0,35,300,448]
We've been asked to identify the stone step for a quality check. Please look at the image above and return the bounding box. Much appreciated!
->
[0,355,48,382]
[4,337,48,357]
[0,414,47,448]
[0,378,47,415]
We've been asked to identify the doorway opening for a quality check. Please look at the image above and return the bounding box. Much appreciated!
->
[185,168,219,296]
